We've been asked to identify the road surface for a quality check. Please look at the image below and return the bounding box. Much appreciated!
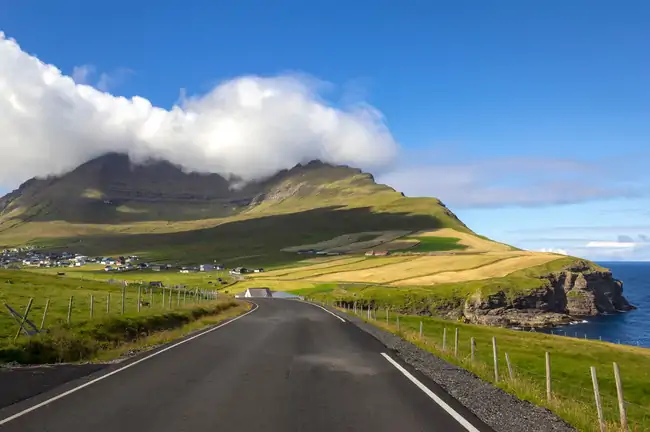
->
[0,299,492,432]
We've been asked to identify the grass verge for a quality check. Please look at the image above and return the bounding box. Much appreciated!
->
[0,300,249,364]
[339,307,650,432]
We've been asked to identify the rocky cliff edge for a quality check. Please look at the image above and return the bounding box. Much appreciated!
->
[462,260,636,328]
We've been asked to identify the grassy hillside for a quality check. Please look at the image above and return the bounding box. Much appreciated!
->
[0,202,473,268]
[0,154,475,267]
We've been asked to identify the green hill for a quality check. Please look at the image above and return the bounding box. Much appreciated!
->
[0,153,471,266]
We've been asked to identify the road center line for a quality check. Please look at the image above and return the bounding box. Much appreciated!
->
[380,352,481,432]
[0,302,259,426]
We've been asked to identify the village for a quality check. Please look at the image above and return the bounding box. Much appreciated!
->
[0,246,264,276]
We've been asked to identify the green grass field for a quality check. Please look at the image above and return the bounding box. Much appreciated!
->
[336,308,650,432]
[0,268,239,363]
[1,300,247,364]
[400,236,467,252]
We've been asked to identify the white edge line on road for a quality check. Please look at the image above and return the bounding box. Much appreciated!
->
[0,302,259,426]
[300,300,346,322]
[381,352,481,432]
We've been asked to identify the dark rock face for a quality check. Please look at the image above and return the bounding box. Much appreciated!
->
[462,263,635,328]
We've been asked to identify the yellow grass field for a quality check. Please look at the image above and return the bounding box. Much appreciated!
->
[251,256,363,278]
[308,254,510,284]
[414,228,512,253]
[394,252,560,285]
[272,256,414,280]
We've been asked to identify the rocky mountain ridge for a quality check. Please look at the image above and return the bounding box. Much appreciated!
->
[0,153,398,224]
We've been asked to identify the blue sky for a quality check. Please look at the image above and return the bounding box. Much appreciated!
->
[2,0,650,260]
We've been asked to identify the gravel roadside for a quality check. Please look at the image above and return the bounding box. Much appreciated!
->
[340,310,576,432]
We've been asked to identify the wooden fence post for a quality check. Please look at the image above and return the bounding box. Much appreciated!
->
[613,362,629,431]
[121,285,126,314]
[396,316,400,331]
[183,289,187,305]
[386,308,389,323]
[454,328,459,357]
[90,295,94,318]
[150,288,153,307]
[419,321,423,339]
[492,336,499,382]
[40,298,50,330]
[470,337,476,362]
[107,293,110,314]
[162,288,165,308]
[14,298,34,341]
[590,366,606,432]
[546,352,552,401]
[177,289,180,307]
[505,352,513,379]
[137,287,141,312]
[443,328,447,351]
[67,296,73,324]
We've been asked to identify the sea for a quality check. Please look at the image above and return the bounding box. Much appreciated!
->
[537,261,650,348]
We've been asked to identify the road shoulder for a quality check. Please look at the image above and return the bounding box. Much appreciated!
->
[336,308,576,432]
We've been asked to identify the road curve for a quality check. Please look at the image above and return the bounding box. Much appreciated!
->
[0,299,493,432]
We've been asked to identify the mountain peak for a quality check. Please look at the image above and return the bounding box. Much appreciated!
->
[0,153,393,224]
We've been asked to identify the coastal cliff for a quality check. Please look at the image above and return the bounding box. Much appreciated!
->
[462,260,635,328]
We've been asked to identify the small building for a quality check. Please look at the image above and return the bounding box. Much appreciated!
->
[200,264,215,272]
[149,281,163,288]
[230,267,248,275]
[236,288,273,298]
[365,250,390,257]
[253,268,265,273]
[179,267,197,273]
[150,265,163,272]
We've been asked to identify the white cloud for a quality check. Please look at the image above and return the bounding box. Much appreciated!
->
[71,64,95,84]
[537,248,569,255]
[0,32,398,188]
[586,241,637,249]
[379,155,646,208]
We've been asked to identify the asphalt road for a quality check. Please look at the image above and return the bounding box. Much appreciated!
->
[0,299,493,432]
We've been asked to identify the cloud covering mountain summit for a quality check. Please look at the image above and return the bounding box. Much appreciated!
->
[0,32,398,187]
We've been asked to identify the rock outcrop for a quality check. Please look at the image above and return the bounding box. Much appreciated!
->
[462,260,635,328]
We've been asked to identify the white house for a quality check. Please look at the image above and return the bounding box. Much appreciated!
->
[200,264,214,272]
[235,288,273,298]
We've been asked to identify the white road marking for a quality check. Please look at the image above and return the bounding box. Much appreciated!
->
[0,303,259,426]
[300,300,346,322]
[381,352,481,432]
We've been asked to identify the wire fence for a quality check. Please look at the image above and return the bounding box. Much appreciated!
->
[4,284,219,342]
[312,298,650,432]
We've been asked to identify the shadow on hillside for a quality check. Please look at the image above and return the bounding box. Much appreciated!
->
[14,198,247,224]
[44,206,452,267]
